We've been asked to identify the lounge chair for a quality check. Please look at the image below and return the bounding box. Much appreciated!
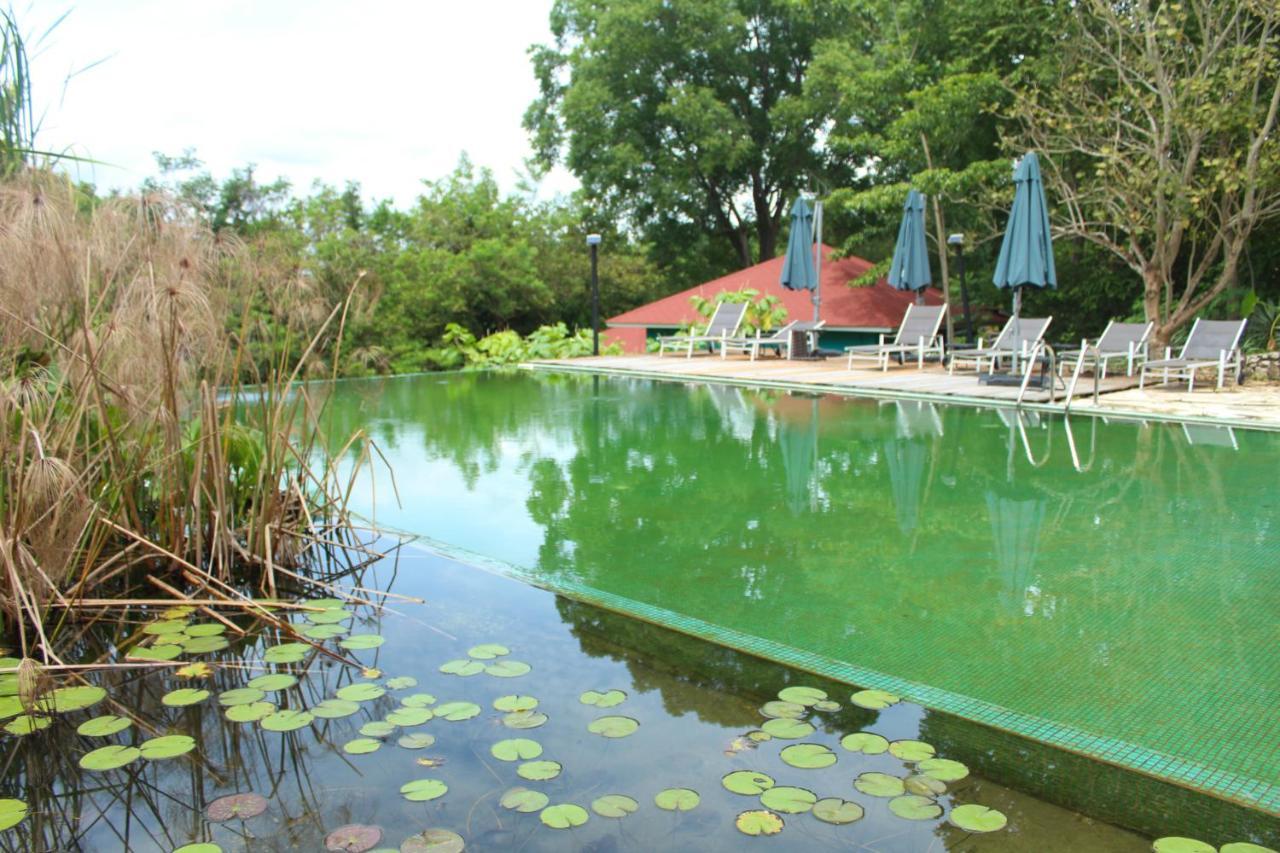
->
[657,301,748,358]
[720,320,826,361]
[948,316,1052,374]
[845,304,947,371]
[1138,318,1247,391]
[1057,321,1153,379]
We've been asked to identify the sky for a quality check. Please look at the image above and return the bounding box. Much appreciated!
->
[24,0,577,206]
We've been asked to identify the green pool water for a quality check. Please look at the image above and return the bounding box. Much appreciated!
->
[320,369,1280,818]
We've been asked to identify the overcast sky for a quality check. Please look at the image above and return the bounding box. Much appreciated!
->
[25,0,576,205]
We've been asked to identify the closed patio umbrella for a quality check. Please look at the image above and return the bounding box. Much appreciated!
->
[992,153,1057,330]
[781,196,820,322]
[887,189,932,304]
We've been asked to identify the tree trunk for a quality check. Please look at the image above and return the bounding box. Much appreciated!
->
[1143,266,1172,351]
[728,227,752,269]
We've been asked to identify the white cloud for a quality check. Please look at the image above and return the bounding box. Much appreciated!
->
[25,0,577,205]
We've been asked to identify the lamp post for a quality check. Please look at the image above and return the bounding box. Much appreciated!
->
[947,233,975,344]
[587,233,601,355]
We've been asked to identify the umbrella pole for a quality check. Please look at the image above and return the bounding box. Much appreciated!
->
[812,200,823,323]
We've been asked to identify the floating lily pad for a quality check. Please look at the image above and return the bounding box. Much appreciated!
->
[181,636,229,654]
[386,707,432,727]
[44,685,108,713]
[722,770,775,796]
[736,809,784,836]
[336,683,385,702]
[759,700,805,719]
[759,786,817,814]
[5,715,50,735]
[206,792,268,821]
[140,734,196,760]
[0,696,21,720]
[840,732,889,755]
[850,689,900,710]
[491,738,543,761]
[434,701,480,721]
[175,663,212,679]
[517,760,561,781]
[386,676,417,690]
[760,718,813,739]
[247,673,297,692]
[889,794,942,820]
[305,597,349,609]
[1219,844,1279,853]
[501,786,550,813]
[579,689,626,708]
[172,845,222,853]
[225,701,275,723]
[587,715,638,738]
[401,693,437,708]
[540,803,588,829]
[502,710,547,729]
[78,715,132,737]
[306,608,353,625]
[0,799,27,831]
[323,823,382,852]
[949,803,1008,833]
[854,772,906,798]
[438,659,484,676]
[485,660,531,678]
[654,788,700,811]
[343,737,381,755]
[312,699,361,719]
[777,686,827,706]
[263,643,309,664]
[260,709,313,732]
[400,829,464,853]
[302,624,346,641]
[888,739,935,762]
[184,623,226,637]
[398,733,437,749]
[812,798,864,825]
[905,774,947,796]
[746,730,772,743]
[80,744,141,771]
[779,743,836,769]
[400,778,448,802]
[919,757,969,782]
[359,721,396,738]
[159,605,195,619]
[128,644,181,662]
[591,795,638,818]
[494,694,538,712]
[339,634,385,651]
[813,700,841,712]
[1152,839,1216,853]
[162,688,210,707]
[467,643,510,659]
[144,619,188,636]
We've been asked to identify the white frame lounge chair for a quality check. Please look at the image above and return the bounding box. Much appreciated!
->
[720,320,826,361]
[845,304,947,371]
[657,301,748,358]
[948,316,1052,374]
[1058,320,1153,378]
[1138,318,1247,391]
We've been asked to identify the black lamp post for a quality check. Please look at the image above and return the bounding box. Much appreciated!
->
[587,233,601,355]
[948,233,975,344]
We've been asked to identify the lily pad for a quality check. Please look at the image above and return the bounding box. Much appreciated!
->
[398,733,437,749]
[184,623,226,637]
[539,803,588,829]
[0,696,21,720]
[260,709,314,732]
[485,660,531,678]
[949,803,1008,833]
[386,676,417,690]
[591,794,638,818]
[336,683,386,702]
[517,760,561,781]
[324,823,382,852]
[579,689,626,708]
[45,685,108,713]
[759,700,805,719]
[467,643,510,659]
[225,701,275,723]
[840,731,890,754]
[760,718,813,739]
[1220,845,1279,853]
[386,707,433,727]
[339,634,385,650]
[144,619,188,635]
[494,694,538,712]
[181,636,229,654]
[128,644,181,662]
[175,662,212,679]
[759,786,817,814]
[850,688,900,710]
[302,624,346,641]
[306,608,353,625]
[400,778,448,802]
[746,730,772,743]
[779,743,836,769]
[735,809,784,836]
[905,774,947,796]
[501,787,550,813]
[312,699,361,719]
[343,737,382,755]
[162,688,210,707]
[777,686,827,706]
[140,734,196,759]
[360,721,396,738]
[247,673,297,692]
[889,794,942,820]
[918,757,969,782]
[434,701,481,721]
[722,770,775,796]
[812,798,864,825]
[888,739,935,762]
[438,659,484,676]
[491,738,543,761]
[654,788,700,811]
[80,744,141,771]
[263,643,309,664]
[587,715,639,738]
[813,700,842,712]
[400,829,464,853]
[78,714,133,737]
[502,710,547,729]
[4,715,50,735]
[206,792,268,821]
[854,772,906,798]
[401,693,438,708]
[1151,839,1216,853]
[172,845,222,853]
[0,799,27,831]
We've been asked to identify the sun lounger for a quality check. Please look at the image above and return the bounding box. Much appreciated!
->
[720,320,825,361]
[1058,321,1153,378]
[1138,318,1247,391]
[657,301,748,358]
[845,304,947,370]
[948,316,1052,374]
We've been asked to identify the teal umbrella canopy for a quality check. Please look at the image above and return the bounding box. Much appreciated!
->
[780,197,818,291]
[992,153,1057,291]
[887,190,932,300]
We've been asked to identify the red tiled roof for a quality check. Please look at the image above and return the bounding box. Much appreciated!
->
[607,245,943,329]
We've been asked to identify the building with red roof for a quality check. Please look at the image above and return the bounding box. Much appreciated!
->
[604,245,944,353]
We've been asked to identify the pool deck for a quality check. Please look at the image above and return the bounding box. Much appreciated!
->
[527,354,1280,430]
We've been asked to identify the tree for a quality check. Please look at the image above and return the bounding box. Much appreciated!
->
[1014,0,1280,347]
[526,0,851,268]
